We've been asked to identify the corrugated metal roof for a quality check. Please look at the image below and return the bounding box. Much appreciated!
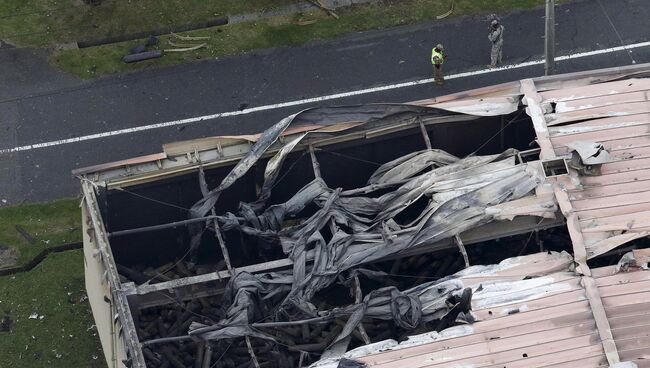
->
[535,78,650,260]
[593,262,650,365]
[75,62,650,368]
[312,66,650,368]
[318,251,649,368]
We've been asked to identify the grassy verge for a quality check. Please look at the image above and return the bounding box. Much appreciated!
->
[50,0,552,79]
[0,249,105,368]
[0,0,301,47]
[0,198,81,268]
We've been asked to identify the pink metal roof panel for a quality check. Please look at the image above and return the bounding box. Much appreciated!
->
[599,156,650,174]
[538,78,650,103]
[537,77,650,258]
[550,124,650,146]
[553,91,650,114]
[345,264,649,368]
[579,167,650,186]
[323,252,609,367]
[340,70,650,368]
[553,137,650,156]
[569,179,650,201]
[594,267,650,365]
[575,202,650,222]
[547,101,650,126]
[548,114,650,134]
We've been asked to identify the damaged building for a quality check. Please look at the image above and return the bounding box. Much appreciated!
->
[74,63,650,368]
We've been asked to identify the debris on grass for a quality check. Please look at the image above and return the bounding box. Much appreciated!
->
[15,225,35,245]
[1,314,12,332]
[171,32,210,41]
[0,246,20,269]
[28,313,43,320]
[436,0,455,19]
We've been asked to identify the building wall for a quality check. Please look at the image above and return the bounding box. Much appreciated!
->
[83,205,128,368]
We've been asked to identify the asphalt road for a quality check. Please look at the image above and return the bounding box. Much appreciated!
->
[1,0,649,205]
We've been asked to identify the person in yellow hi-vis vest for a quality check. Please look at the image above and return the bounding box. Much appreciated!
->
[431,44,447,86]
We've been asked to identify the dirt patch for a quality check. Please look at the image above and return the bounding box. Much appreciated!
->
[0,246,19,269]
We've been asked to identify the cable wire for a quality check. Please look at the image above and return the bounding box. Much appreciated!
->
[379,272,441,280]
[143,246,194,285]
[316,147,382,166]
[465,109,525,158]
[269,151,308,191]
[518,217,547,256]
[209,342,232,368]
[115,187,191,212]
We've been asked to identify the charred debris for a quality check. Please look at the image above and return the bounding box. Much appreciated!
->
[78,64,650,368]
[78,102,578,368]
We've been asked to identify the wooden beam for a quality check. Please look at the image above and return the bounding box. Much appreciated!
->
[455,234,470,268]
[128,257,295,296]
[521,79,556,160]
[582,276,620,365]
[550,176,621,365]
[129,215,563,297]
[108,215,220,238]
[245,336,261,368]
[419,121,432,150]
[352,275,371,345]
[198,165,235,277]
[309,145,321,179]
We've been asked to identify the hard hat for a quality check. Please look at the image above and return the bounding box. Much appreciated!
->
[491,19,499,26]
[436,43,444,50]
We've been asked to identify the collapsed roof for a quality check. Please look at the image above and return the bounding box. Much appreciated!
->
[313,249,650,368]
[76,63,650,368]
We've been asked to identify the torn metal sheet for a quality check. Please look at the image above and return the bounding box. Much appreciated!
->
[76,63,650,368]
[367,149,459,185]
[189,104,456,219]
[426,96,520,116]
[313,251,650,368]
[566,140,613,165]
[538,78,650,103]
[516,71,650,263]
[485,193,557,220]
[308,251,595,368]
[546,101,650,126]
[616,248,650,272]
[174,101,555,356]
[187,270,472,346]
[547,114,650,137]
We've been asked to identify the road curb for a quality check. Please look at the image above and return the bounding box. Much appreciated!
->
[76,0,381,49]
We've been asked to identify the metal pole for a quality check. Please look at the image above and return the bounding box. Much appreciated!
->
[544,0,556,75]
[108,215,219,238]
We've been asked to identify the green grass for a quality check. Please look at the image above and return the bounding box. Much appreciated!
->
[0,0,302,47]
[49,0,553,79]
[0,250,105,368]
[0,198,81,268]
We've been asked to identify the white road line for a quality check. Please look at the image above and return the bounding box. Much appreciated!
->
[3,40,650,154]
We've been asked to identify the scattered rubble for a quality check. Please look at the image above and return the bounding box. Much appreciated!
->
[15,225,36,244]
[0,246,20,269]
[77,65,650,367]
[1,313,12,332]
[28,313,44,320]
